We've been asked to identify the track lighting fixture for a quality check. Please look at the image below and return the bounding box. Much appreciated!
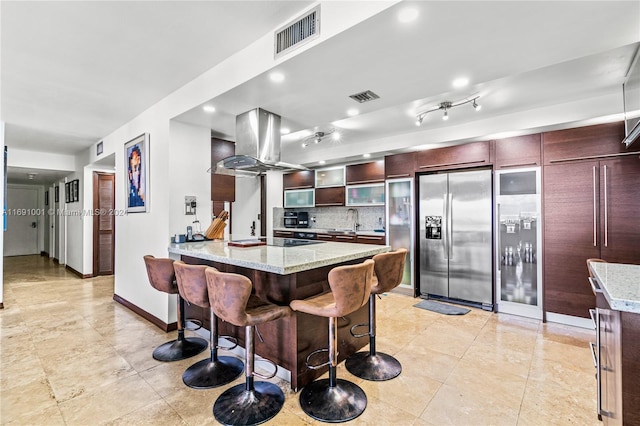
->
[415,96,481,126]
[301,128,340,148]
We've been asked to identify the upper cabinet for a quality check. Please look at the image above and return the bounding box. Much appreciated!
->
[211,137,235,202]
[315,186,345,206]
[345,160,385,184]
[542,122,630,164]
[494,134,541,169]
[284,189,315,208]
[385,152,415,179]
[346,183,384,206]
[415,141,490,171]
[283,170,315,190]
[316,166,345,188]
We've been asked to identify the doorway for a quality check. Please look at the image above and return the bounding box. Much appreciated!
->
[4,186,39,256]
[93,172,115,276]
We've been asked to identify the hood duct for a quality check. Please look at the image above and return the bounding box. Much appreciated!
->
[213,108,308,176]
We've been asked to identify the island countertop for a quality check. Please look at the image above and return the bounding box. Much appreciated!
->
[588,261,640,314]
[168,237,390,275]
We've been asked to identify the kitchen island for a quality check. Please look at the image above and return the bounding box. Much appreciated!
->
[168,237,390,390]
[588,262,640,425]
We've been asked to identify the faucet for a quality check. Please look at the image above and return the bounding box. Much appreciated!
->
[347,208,360,232]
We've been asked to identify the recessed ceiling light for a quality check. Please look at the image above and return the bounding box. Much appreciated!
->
[332,131,341,140]
[398,7,419,23]
[363,153,371,158]
[347,108,359,117]
[452,77,469,88]
[270,72,285,82]
[319,160,326,165]
[280,127,290,135]
[202,105,216,113]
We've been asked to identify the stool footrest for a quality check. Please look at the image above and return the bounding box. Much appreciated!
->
[184,319,203,331]
[217,335,238,351]
[349,322,369,338]
[305,348,330,370]
[253,358,278,379]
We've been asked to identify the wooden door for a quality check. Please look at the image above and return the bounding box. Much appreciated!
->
[543,161,600,318]
[93,172,115,276]
[599,157,640,265]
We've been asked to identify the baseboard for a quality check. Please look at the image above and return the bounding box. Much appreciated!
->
[545,312,595,330]
[40,251,48,257]
[65,265,92,279]
[53,258,59,264]
[112,294,177,332]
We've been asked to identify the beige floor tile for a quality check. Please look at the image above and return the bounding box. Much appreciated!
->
[460,341,533,379]
[394,346,460,383]
[405,320,476,358]
[0,353,46,391]
[163,385,227,425]
[104,399,187,426]
[0,377,57,424]
[5,404,66,426]
[57,374,160,425]
[532,337,594,373]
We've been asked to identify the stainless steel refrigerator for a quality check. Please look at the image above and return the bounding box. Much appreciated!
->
[418,169,493,309]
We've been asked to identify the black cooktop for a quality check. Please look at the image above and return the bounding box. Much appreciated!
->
[273,238,323,247]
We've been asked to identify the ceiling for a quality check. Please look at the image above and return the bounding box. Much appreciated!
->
[2,1,639,181]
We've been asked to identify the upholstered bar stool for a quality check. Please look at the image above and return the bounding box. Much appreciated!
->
[143,255,207,362]
[173,261,244,389]
[346,248,407,381]
[206,268,292,426]
[290,259,374,423]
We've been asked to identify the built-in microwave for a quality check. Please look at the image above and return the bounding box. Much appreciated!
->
[284,211,309,228]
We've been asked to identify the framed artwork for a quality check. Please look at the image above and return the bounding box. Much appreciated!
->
[54,185,59,203]
[96,141,103,156]
[125,133,149,213]
[65,182,70,203]
[45,190,49,206]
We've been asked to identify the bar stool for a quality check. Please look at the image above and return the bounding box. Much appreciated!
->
[143,255,207,362]
[345,249,407,381]
[173,261,244,389]
[206,268,292,426]
[290,259,374,423]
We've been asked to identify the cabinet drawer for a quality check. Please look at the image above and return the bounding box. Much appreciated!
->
[334,234,356,242]
[274,230,294,238]
[356,235,385,245]
[316,233,335,241]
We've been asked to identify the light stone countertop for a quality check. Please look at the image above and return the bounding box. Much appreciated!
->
[589,261,640,314]
[168,237,390,275]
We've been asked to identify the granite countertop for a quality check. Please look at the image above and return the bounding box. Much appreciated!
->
[588,261,640,314]
[274,227,385,237]
[168,237,390,275]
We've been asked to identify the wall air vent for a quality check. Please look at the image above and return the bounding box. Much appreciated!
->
[349,90,380,103]
[274,5,320,58]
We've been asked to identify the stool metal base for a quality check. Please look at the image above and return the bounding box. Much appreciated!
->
[213,381,285,426]
[152,337,208,362]
[182,356,244,389]
[345,351,402,381]
[299,378,367,423]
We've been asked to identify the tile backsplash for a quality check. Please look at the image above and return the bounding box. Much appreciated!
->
[273,206,385,231]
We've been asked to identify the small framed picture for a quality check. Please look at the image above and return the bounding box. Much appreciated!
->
[72,180,79,202]
[45,190,49,206]
[55,186,59,202]
[65,182,70,203]
[125,133,149,213]
[96,141,104,156]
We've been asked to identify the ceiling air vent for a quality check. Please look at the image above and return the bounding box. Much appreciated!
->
[274,5,320,58]
[349,90,380,103]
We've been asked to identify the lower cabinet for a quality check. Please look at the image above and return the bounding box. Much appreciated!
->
[273,231,385,245]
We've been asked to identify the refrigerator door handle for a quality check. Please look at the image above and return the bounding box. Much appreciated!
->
[497,203,501,273]
[593,166,597,247]
[604,165,608,248]
[448,193,453,259]
[442,193,448,260]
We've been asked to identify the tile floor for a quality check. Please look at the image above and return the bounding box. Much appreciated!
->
[1,255,600,425]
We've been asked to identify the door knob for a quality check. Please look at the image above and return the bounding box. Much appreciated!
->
[31,222,37,228]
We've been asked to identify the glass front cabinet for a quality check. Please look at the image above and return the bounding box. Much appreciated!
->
[346,183,385,206]
[284,189,315,208]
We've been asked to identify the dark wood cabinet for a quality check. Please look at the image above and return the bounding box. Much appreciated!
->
[415,141,490,171]
[211,138,235,202]
[334,234,357,243]
[315,186,345,207]
[544,155,640,319]
[283,170,315,190]
[274,230,294,238]
[346,160,385,184]
[494,134,541,169]
[384,151,415,179]
[315,233,335,242]
[356,234,385,245]
[542,122,631,164]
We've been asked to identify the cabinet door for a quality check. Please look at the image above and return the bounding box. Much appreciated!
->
[494,134,541,169]
[346,161,385,184]
[316,167,345,187]
[543,161,600,318]
[385,152,415,179]
[599,157,640,265]
[415,141,490,171]
[315,187,345,207]
[274,230,294,238]
[283,171,314,190]
[334,234,356,243]
[211,138,235,201]
[542,122,628,164]
[356,235,385,245]
[346,184,385,206]
[284,189,314,208]
[316,233,335,242]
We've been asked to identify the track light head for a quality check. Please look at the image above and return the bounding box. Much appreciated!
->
[442,109,449,121]
[473,99,482,111]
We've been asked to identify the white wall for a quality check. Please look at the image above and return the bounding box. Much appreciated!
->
[7,147,75,173]
[0,123,4,306]
[265,170,283,238]
[63,171,83,274]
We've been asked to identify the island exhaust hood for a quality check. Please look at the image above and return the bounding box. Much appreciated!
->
[213,108,308,176]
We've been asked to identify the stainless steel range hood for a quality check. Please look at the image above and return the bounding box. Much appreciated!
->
[213,108,308,176]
